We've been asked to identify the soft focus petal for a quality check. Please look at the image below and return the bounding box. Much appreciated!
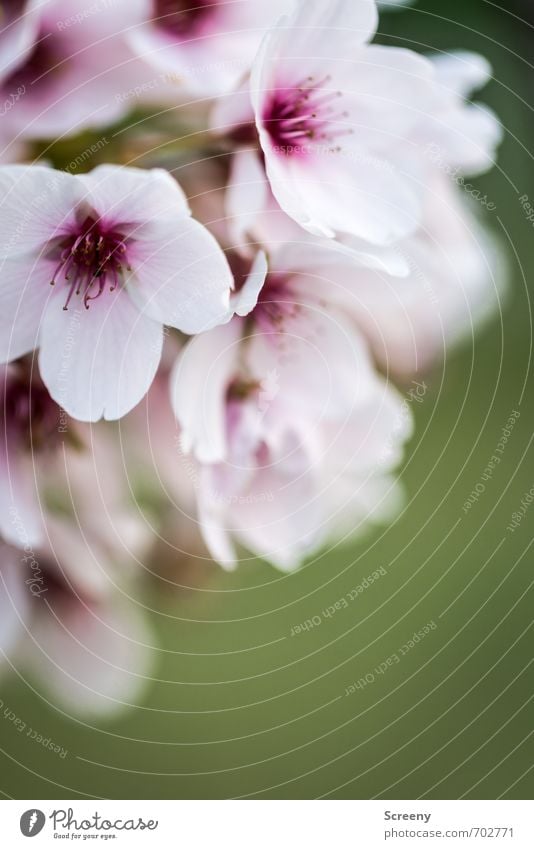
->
[210,81,255,140]
[171,320,242,464]
[431,51,493,98]
[41,515,117,599]
[225,149,299,249]
[231,251,268,317]
[434,103,502,176]
[196,465,239,571]
[25,595,154,718]
[246,299,381,421]
[421,52,502,176]
[296,175,506,377]
[232,462,323,571]
[0,438,43,548]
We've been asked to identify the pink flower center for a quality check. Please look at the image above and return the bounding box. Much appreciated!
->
[153,0,214,36]
[49,215,130,311]
[253,275,300,331]
[263,75,352,156]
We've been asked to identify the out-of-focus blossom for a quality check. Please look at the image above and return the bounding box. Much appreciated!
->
[419,51,502,177]
[0,523,154,717]
[0,164,234,421]
[224,149,504,378]
[171,247,412,571]
[0,0,507,711]
[46,417,154,571]
[120,352,215,577]
[249,0,433,244]
[126,0,287,97]
[0,0,142,141]
[277,175,506,378]
[0,360,75,548]
[0,355,155,555]
[0,393,155,716]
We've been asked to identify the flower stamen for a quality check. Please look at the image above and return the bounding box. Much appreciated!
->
[263,75,353,156]
[49,215,129,311]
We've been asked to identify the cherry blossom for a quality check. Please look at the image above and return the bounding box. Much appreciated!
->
[276,175,506,378]
[171,248,412,570]
[0,522,154,717]
[250,0,434,244]
[0,164,234,421]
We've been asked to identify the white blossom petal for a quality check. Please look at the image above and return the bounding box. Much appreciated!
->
[78,165,190,226]
[171,320,242,464]
[127,217,233,334]
[0,166,80,257]
[0,256,53,363]
[39,287,163,422]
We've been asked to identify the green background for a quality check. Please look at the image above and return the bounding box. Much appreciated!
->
[1,0,533,799]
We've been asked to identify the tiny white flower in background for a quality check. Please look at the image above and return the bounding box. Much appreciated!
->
[0,164,234,421]
[250,0,434,245]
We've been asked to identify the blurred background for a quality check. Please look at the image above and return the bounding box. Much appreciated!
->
[0,0,533,799]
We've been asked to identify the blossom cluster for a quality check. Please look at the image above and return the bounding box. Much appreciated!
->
[0,0,504,714]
